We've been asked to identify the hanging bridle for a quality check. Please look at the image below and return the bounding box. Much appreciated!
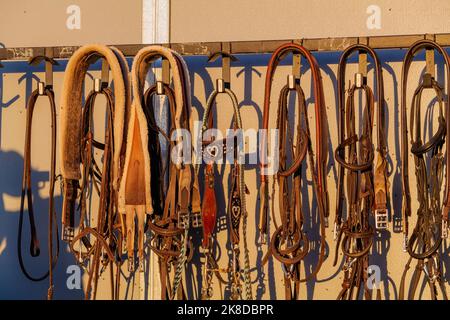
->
[259,43,329,300]
[60,45,130,300]
[120,46,199,300]
[400,39,450,300]
[18,54,59,300]
[333,44,388,300]
[197,51,252,300]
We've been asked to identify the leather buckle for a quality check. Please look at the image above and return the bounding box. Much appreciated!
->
[375,208,388,230]
[178,211,190,229]
[191,212,203,228]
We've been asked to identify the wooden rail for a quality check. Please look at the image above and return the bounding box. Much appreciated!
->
[0,33,449,61]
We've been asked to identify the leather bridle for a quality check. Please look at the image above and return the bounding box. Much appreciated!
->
[196,52,252,300]
[400,39,450,300]
[18,55,59,300]
[120,46,199,300]
[60,45,130,300]
[333,44,388,300]
[259,43,329,299]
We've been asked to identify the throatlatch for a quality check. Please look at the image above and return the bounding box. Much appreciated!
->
[18,51,59,300]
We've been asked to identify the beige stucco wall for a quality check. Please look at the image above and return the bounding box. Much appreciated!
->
[170,0,450,42]
[0,0,143,47]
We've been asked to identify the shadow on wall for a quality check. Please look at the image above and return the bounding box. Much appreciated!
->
[0,61,83,300]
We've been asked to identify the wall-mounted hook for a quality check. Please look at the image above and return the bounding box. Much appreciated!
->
[356,50,368,88]
[28,47,59,95]
[157,57,170,95]
[423,34,436,88]
[85,52,110,93]
[0,43,5,68]
[288,54,301,89]
[208,46,238,93]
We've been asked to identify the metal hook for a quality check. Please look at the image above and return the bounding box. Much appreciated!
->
[288,53,301,89]
[85,52,109,93]
[157,57,170,95]
[423,47,435,88]
[28,48,59,95]
[208,44,238,93]
[355,50,367,88]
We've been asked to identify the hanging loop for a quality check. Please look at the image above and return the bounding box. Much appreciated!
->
[28,48,59,95]
[208,48,238,93]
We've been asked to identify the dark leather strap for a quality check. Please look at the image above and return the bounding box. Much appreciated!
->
[260,43,329,300]
[18,87,59,300]
[400,39,450,300]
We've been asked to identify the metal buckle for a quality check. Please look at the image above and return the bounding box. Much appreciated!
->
[178,211,190,229]
[191,212,203,228]
[62,227,74,242]
[402,234,408,252]
[375,209,388,230]
[442,220,448,239]
[217,216,228,231]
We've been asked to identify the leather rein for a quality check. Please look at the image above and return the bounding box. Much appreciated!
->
[333,44,388,300]
[259,43,329,299]
[400,39,450,300]
[18,56,59,300]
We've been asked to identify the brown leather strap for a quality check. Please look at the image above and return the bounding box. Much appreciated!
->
[126,46,195,300]
[260,43,328,299]
[333,44,386,300]
[400,39,450,300]
[18,87,59,299]
[401,39,450,246]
